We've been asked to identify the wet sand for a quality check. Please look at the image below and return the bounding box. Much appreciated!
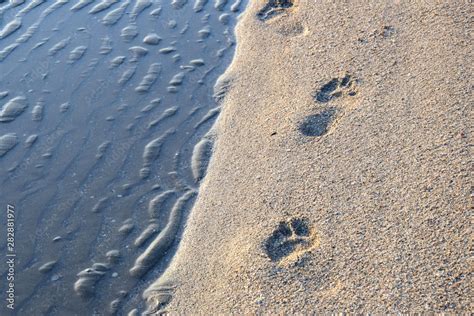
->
[0,1,245,315]
[145,0,472,314]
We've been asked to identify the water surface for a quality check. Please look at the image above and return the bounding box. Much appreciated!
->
[0,0,244,314]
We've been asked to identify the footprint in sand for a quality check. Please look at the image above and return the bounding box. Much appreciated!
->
[299,107,336,136]
[257,0,295,21]
[315,74,357,103]
[257,0,306,37]
[265,217,319,263]
[299,74,358,137]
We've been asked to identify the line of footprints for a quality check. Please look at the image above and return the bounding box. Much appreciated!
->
[265,75,358,263]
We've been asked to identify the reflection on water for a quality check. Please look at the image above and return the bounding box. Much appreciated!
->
[0,0,244,314]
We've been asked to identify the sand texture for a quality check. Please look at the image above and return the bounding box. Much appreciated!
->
[144,0,472,314]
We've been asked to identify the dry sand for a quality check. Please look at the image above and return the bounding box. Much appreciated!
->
[144,0,472,313]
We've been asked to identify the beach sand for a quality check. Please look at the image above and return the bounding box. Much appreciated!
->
[144,0,472,313]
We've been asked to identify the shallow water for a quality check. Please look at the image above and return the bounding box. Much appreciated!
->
[0,0,244,314]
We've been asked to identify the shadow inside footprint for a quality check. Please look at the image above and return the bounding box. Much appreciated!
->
[298,108,336,137]
[289,217,310,236]
[265,218,312,262]
[257,0,294,21]
[315,74,356,103]
[316,79,339,103]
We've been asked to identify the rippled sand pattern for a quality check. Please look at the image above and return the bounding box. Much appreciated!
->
[0,0,244,314]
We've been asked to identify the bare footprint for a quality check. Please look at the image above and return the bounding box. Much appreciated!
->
[257,0,295,21]
[257,0,306,38]
[299,74,359,137]
[315,74,357,103]
[264,217,319,264]
[299,107,336,137]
